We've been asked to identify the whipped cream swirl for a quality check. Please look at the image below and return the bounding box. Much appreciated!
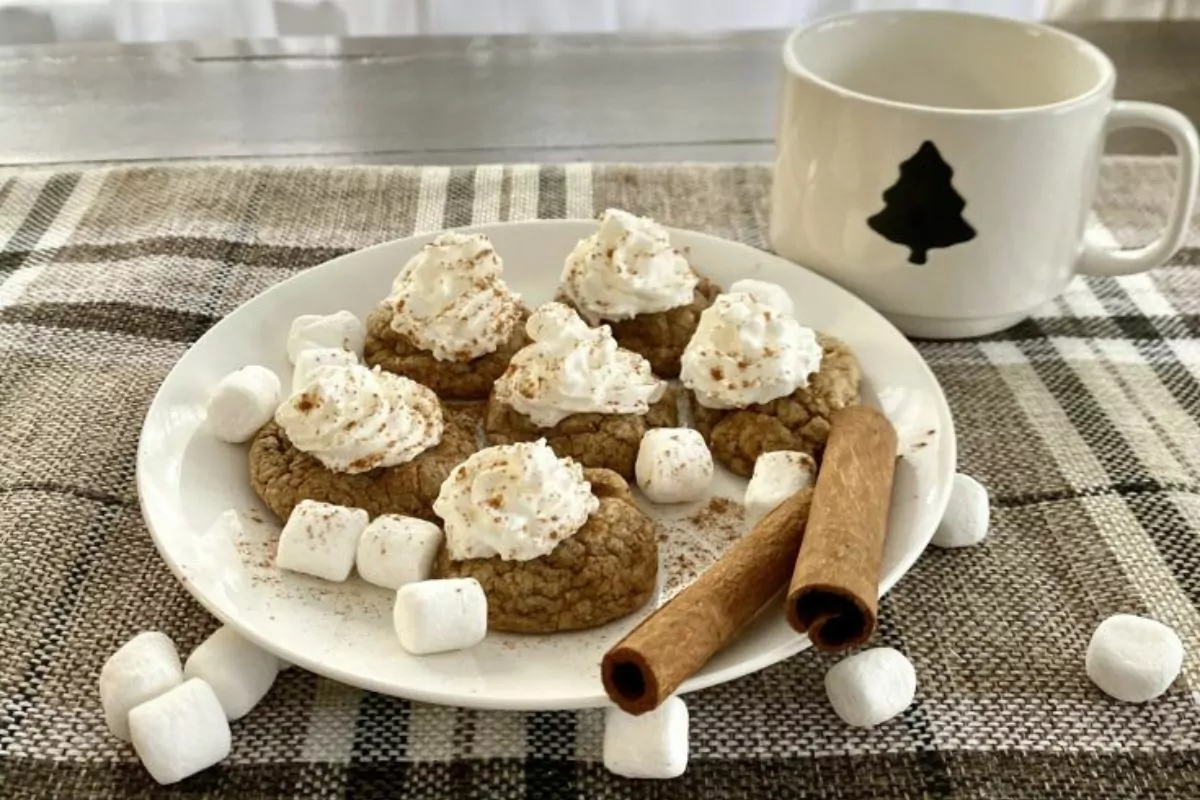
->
[387,232,523,361]
[435,440,599,561]
[560,208,698,322]
[680,292,823,409]
[276,363,443,473]
[494,302,666,428]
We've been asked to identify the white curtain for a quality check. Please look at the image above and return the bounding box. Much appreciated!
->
[0,0,1185,46]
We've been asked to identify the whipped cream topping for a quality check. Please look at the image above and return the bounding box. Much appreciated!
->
[680,292,822,409]
[560,208,698,322]
[276,363,443,473]
[493,302,666,428]
[435,440,599,562]
[387,232,523,361]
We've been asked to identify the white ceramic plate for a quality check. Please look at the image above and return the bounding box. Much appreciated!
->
[137,220,956,711]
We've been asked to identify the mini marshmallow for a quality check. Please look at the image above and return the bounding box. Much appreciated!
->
[98,631,184,742]
[728,279,795,318]
[744,450,817,522]
[931,473,990,548]
[276,500,369,582]
[824,647,916,728]
[129,678,231,785]
[603,696,689,780]
[206,365,282,444]
[393,578,488,655]
[1086,614,1183,703]
[184,625,280,721]
[635,428,714,504]
[287,311,365,363]
[292,347,358,393]
[356,515,443,590]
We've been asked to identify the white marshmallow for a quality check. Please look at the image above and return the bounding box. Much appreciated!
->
[98,631,184,742]
[824,647,916,728]
[603,696,689,780]
[287,311,365,363]
[292,347,359,393]
[184,625,280,721]
[276,500,368,582]
[635,428,714,504]
[206,365,282,443]
[1086,614,1183,703]
[728,279,795,318]
[356,515,443,590]
[393,578,488,655]
[129,678,231,785]
[744,450,817,522]
[931,473,990,548]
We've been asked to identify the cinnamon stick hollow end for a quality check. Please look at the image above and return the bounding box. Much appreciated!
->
[786,584,876,652]
[601,646,661,716]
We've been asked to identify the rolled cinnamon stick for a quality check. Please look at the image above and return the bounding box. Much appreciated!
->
[786,405,898,651]
[601,489,814,715]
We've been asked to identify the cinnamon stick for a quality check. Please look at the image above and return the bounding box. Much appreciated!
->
[786,405,897,651]
[601,489,814,715]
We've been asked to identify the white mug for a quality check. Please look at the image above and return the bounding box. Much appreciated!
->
[769,10,1199,339]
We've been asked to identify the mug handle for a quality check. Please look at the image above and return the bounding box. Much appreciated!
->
[1078,101,1200,277]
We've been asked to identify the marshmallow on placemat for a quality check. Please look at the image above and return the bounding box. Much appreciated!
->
[728,279,795,318]
[603,696,689,779]
[129,678,231,785]
[635,428,713,504]
[292,347,358,393]
[1086,614,1183,703]
[98,631,184,742]
[825,647,916,728]
[357,515,443,590]
[287,311,365,363]
[744,450,817,522]
[931,473,990,548]
[184,625,280,721]
[276,500,368,582]
[206,365,282,444]
[393,578,488,655]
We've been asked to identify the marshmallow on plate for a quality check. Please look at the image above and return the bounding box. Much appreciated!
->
[393,578,488,655]
[184,625,281,721]
[356,515,443,590]
[98,631,184,742]
[206,366,282,444]
[603,696,689,780]
[635,428,713,504]
[128,678,231,785]
[292,347,358,393]
[1086,614,1183,703]
[824,647,916,728]
[287,311,365,363]
[744,450,817,522]
[931,473,990,548]
[276,500,369,582]
[728,279,795,318]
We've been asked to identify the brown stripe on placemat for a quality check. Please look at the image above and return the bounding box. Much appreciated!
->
[0,173,80,276]
[536,165,567,221]
[0,301,216,343]
[2,238,351,270]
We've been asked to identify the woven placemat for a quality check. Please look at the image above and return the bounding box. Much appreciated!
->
[1,159,1199,799]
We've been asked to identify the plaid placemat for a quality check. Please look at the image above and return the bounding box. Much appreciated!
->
[1,159,1199,799]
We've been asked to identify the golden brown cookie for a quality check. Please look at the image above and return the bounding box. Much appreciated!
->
[483,386,679,480]
[690,333,861,477]
[434,468,658,633]
[363,304,531,401]
[248,415,477,522]
[558,276,720,379]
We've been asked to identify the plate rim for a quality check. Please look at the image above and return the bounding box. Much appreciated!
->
[136,218,957,710]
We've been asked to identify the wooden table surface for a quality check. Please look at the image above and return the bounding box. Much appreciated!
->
[0,21,1197,167]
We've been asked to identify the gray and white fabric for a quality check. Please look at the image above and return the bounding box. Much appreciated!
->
[1,159,1198,798]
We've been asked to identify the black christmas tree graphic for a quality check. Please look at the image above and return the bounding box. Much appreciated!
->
[867,141,976,265]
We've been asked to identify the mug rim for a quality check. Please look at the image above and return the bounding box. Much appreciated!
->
[782,9,1116,117]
